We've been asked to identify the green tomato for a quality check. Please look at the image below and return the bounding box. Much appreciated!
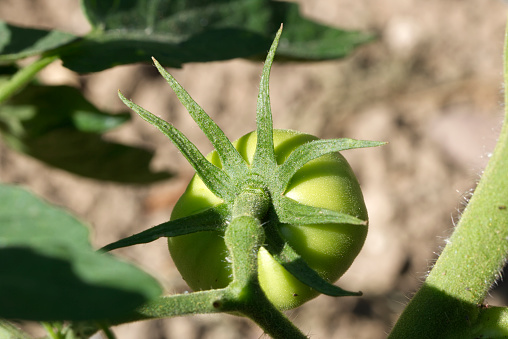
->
[169,129,367,310]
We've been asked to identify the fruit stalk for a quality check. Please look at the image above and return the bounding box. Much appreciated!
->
[222,187,308,339]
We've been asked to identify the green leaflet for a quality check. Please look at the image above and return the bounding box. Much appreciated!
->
[0,184,162,321]
[0,85,170,183]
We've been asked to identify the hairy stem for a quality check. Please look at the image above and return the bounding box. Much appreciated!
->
[388,20,508,339]
[241,297,309,339]
[108,288,229,325]
[224,188,308,339]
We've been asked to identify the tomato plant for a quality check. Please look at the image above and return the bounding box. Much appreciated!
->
[170,129,368,310]
[100,21,508,339]
[93,27,383,338]
[0,0,385,331]
[1,1,381,337]
[2,0,506,337]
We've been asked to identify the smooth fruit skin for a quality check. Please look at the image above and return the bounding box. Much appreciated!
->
[169,129,368,310]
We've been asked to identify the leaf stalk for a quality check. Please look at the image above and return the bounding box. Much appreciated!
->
[0,54,58,104]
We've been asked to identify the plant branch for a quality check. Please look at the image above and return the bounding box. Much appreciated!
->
[108,288,229,325]
[0,54,59,104]
[223,188,308,339]
[388,20,508,339]
[241,296,309,339]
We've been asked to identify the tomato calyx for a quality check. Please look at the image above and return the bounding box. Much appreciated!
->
[232,185,270,221]
[107,27,385,302]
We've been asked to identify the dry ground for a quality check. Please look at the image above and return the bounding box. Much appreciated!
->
[1,0,507,338]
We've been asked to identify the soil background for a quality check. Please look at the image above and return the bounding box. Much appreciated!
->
[1,1,507,338]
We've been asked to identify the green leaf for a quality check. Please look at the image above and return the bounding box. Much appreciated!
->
[102,203,230,252]
[1,85,130,136]
[0,184,162,321]
[0,85,171,183]
[19,129,172,183]
[267,2,374,60]
[0,20,77,62]
[57,0,372,73]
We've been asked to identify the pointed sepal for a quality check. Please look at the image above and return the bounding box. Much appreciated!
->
[252,26,283,172]
[275,195,367,226]
[101,204,230,252]
[118,91,235,202]
[277,138,386,190]
[152,58,248,177]
[272,242,362,297]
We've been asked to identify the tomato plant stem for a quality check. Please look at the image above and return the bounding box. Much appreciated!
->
[109,289,229,324]
[388,20,508,339]
[241,300,309,339]
[0,54,58,104]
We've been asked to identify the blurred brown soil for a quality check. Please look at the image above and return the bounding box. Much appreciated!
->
[0,0,507,338]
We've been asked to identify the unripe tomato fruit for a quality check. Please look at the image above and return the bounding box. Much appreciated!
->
[169,129,368,310]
